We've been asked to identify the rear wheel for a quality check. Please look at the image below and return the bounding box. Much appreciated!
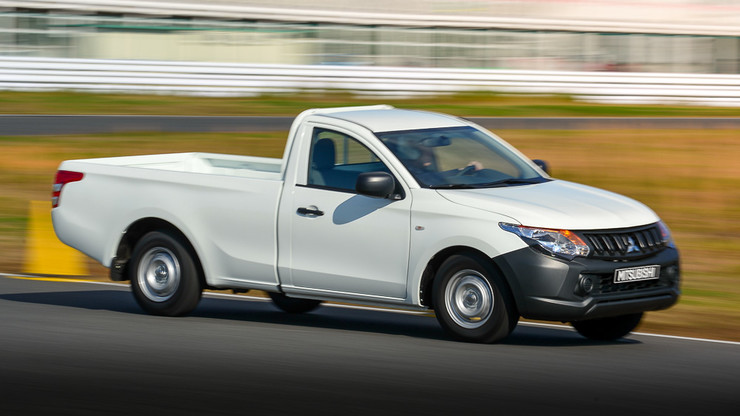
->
[129,231,202,316]
[433,254,518,343]
[268,292,322,314]
[571,313,643,341]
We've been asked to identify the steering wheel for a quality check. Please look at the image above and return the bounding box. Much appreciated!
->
[456,165,477,176]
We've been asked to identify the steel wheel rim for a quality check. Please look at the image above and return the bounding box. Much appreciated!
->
[137,247,180,302]
[444,270,494,329]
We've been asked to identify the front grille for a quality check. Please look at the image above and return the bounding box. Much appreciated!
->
[595,274,670,295]
[581,224,666,260]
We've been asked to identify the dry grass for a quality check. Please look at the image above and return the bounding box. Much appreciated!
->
[1,128,739,341]
[501,129,740,341]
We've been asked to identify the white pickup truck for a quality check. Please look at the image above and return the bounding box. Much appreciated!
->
[52,105,680,343]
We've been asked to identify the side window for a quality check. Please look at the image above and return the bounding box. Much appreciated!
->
[307,127,389,191]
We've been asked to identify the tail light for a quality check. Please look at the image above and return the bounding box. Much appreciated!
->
[52,170,84,208]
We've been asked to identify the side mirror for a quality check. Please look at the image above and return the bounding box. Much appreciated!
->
[533,159,551,175]
[356,172,396,198]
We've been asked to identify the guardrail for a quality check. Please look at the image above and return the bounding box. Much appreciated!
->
[2,56,740,106]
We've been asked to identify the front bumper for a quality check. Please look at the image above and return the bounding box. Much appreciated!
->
[493,246,680,322]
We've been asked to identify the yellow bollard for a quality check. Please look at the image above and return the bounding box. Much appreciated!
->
[24,200,87,276]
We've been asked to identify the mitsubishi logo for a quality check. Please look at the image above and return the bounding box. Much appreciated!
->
[625,236,641,253]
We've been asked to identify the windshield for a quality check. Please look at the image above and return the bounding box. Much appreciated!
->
[376,126,547,189]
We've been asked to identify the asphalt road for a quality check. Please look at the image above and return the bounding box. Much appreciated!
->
[2,115,740,135]
[1,276,737,416]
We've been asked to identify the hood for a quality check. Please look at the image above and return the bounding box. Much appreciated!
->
[437,180,658,230]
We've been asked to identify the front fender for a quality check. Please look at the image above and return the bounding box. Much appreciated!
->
[406,189,526,306]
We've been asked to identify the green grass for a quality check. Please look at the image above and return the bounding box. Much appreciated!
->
[2,90,740,117]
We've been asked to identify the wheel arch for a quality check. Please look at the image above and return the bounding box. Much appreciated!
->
[419,246,517,314]
[110,217,206,288]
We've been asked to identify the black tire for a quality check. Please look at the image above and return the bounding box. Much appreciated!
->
[571,313,643,341]
[129,231,202,316]
[432,254,518,343]
[268,292,322,314]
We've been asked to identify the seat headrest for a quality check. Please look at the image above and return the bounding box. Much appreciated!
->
[313,138,336,170]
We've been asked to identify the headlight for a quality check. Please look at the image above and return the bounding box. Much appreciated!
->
[657,220,675,247]
[500,223,590,260]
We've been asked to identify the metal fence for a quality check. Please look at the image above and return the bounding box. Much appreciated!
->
[3,56,740,106]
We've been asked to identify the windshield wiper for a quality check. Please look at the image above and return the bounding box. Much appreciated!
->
[429,183,477,189]
[475,178,548,188]
[430,178,548,189]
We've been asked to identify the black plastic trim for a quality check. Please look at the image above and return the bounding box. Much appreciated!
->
[576,222,668,260]
[492,245,680,322]
[296,183,405,200]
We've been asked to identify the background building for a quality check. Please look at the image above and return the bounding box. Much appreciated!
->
[1,0,738,74]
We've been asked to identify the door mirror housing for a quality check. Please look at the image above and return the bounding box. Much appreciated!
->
[533,159,551,175]
[356,172,396,198]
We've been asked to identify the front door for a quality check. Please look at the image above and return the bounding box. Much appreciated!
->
[285,126,411,299]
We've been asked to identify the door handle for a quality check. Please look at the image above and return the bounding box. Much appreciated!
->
[297,206,324,217]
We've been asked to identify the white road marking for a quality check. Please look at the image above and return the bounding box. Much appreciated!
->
[2,273,737,346]
[494,321,740,346]
[630,331,740,346]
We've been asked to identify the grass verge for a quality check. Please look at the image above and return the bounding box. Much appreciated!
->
[2,90,740,117]
[1,128,738,341]
[1,90,738,341]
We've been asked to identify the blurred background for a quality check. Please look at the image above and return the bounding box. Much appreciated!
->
[1,0,738,73]
[0,1,739,342]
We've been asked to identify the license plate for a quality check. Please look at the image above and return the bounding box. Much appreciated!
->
[614,265,661,283]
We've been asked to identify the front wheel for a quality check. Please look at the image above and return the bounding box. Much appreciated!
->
[129,231,203,316]
[432,254,518,343]
[571,313,643,341]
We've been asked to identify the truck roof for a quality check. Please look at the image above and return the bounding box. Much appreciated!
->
[311,105,468,133]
